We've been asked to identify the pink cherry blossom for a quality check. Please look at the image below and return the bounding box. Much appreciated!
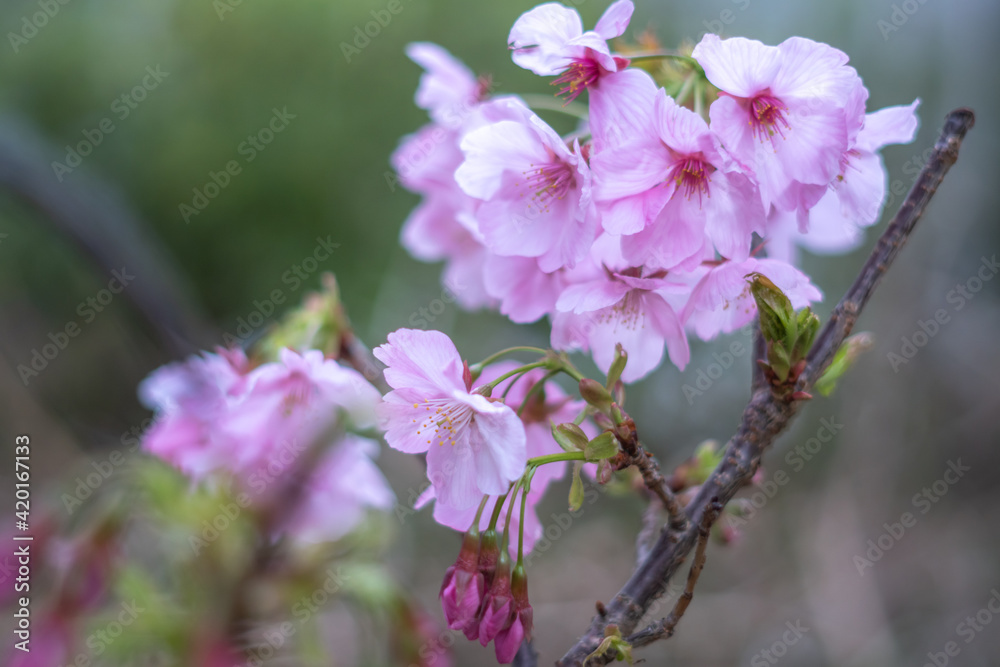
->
[692,34,866,213]
[509,1,634,101]
[766,100,920,263]
[406,42,486,129]
[415,364,590,553]
[284,435,396,544]
[140,348,392,544]
[375,329,527,510]
[682,258,822,340]
[592,88,765,266]
[551,237,690,381]
[455,97,597,272]
[494,565,533,663]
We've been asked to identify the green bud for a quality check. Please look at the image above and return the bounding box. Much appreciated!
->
[579,378,614,413]
[255,273,348,361]
[791,308,820,361]
[585,432,620,462]
[747,273,796,346]
[552,422,589,452]
[606,343,628,390]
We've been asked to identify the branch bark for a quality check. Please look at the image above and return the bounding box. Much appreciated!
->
[557,108,975,666]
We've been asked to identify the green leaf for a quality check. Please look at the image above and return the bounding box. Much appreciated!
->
[585,432,620,462]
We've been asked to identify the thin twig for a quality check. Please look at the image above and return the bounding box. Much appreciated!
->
[627,499,722,648]
[557,108,975,666]
[631,444,688,532]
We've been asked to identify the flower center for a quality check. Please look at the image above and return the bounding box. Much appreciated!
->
[666,157,711,206]
[748,93,791,145]
[520,157,576,213]
[413,398,474,446]
[552,55,603,103]
[595,289,644,332]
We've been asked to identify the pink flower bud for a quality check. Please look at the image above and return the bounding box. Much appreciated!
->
[439,530,484,632]
[494,563,533,663]
[478,551,513,646]
[464,528,500,640]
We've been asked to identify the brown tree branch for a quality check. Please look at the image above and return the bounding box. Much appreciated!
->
[627,499,722,648]
[557,108,975,666]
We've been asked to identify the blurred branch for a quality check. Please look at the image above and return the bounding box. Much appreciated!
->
[558,108,976,666]
[514,638,538,667]
[0,116,213,356]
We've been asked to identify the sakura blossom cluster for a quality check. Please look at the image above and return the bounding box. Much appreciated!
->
[139,347,395,544]
[392,0,920,383]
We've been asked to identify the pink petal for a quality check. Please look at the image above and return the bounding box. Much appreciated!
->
[691,34,782,98]
[594,0,634,39]
[509,3,584,76]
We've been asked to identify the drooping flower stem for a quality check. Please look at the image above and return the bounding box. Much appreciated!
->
[500,478,524,552]
[478,361,551,394]
[517,369,560,417]
[517,468,536,566]
[626,52,702,71]
[488,492,510,532]
[470,494,491,533]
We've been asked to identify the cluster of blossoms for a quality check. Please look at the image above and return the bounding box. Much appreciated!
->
[392,0,920,383]
[139,347,395,544]
[376,328,597,661]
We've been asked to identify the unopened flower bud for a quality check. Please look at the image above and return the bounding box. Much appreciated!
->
[494,563,532,663]
[606,343,628,389]
[747,272,796,347]
[551,422,589,452]
[440,529,485,632]
[579,378,613,413]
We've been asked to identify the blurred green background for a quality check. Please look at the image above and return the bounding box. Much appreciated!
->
[1,0,998,664]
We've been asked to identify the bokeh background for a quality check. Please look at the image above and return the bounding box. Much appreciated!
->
[2,0,999,664]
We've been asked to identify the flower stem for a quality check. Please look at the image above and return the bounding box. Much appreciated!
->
[517,369,559,417]
[470,494,490,532]
[527,451,587,468]
[517,469,536,566]
[500,478,523,552]
[488,492,509,531]
[470,347,548,373]
[479,361,550,393]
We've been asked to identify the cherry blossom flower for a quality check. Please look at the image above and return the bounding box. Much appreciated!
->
[551,236,690,382]
[406,42,486,129]
[592,89,766,266]
[508,0,634,99]
[375,329,527,509]
[455,97,597,272]
[767,100,921,263]
[493,564,533,663]
[415,364,588,553]
[284,434,396,543]
[692,34,866,214]
[440,529,484,631]
[682,258,822,340]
